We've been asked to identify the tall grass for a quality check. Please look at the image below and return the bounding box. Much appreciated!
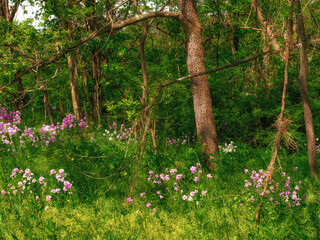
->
[0,126,319,239]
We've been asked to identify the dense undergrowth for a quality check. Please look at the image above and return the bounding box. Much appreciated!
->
[0,111,319,239]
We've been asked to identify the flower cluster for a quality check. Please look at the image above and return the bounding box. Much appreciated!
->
[167,132,197,146]
[126,163,213,213]
[1,168,73,211]
[219,141,237,153]
[243,167,303,207]
[0,105,88,151]
[103,122,134,142]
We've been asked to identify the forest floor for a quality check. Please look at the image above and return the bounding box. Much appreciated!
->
[0,126,319,239]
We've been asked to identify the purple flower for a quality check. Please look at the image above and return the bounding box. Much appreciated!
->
[176,174,183,181]
[50,169,56,175]
[127,197,133,204]
[169,169,177,175]
[190,166,197,174]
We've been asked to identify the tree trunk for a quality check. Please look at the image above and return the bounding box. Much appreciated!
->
[59,4,83,121]
[34,71,55,125]
[67,52,82,120]
[178,0,219,168]
[91,51,103,123]
[295,0,318,180]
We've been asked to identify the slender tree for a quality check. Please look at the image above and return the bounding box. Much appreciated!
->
[295,0,318,180]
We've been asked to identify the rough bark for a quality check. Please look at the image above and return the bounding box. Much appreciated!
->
[178,0,219,168]
[295,0,318,180]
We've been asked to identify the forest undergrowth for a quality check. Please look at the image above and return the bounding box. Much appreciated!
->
[0,109,319,240]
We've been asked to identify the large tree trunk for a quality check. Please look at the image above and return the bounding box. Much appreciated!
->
[295,0,318,180]
[178,0,219,168]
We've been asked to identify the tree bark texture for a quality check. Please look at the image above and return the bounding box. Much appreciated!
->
[178,0,219,167]
[295,0,318,180]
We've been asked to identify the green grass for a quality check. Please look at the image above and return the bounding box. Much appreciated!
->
[0,131,319,239]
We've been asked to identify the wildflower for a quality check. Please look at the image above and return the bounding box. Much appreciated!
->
[207,174,213,179]
[194,177,199,182]
[244,169,249,174]
[170,169,177,175]
[44,206,49,211]
[299,180,303,184]
[140,193,145,197]
[50,169,56,175]
[188,196,193,201]
[146,203,151,208]
[196,201,199,205]
[202,190,207,196]
[190,166,197,174]
[294,185,299,190]
[1,190,5,195]
[182,195,188,200]
[46,195,52,201]
[35,196,39,200]
[196,163,201,167]
[269,197,274,202]
[176,174,183,181]
[127,197,133,204]
[160,195,163,199]
[281,172,286,177]
[152,208,156,212]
